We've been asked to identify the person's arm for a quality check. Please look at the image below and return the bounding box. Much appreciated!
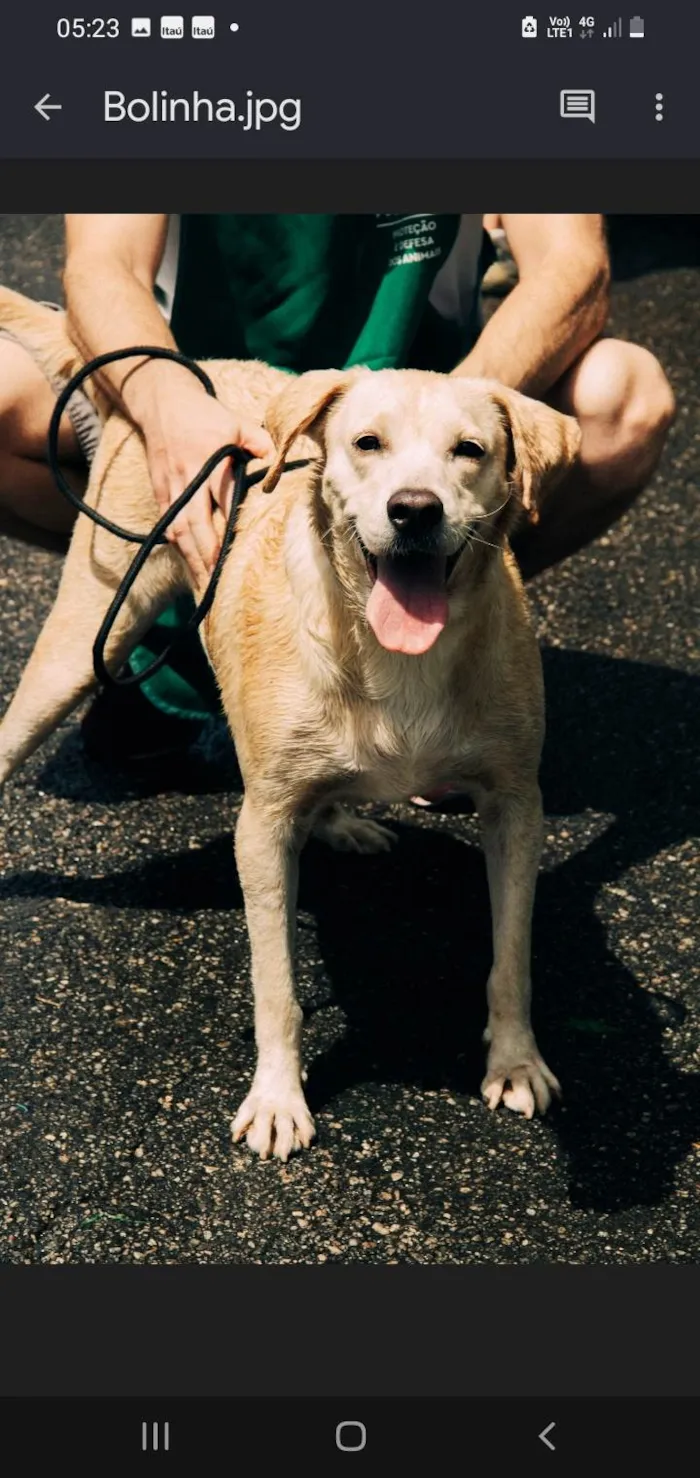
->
[63,214,273,586]
[452,214,610,396]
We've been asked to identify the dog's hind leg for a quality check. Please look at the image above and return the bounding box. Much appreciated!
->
[0,521,181,787]
[311,802,396,854]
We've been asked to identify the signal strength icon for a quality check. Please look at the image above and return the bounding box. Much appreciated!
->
[602,16,623,35]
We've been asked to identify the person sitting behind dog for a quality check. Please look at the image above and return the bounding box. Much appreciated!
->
[0,213,675,762]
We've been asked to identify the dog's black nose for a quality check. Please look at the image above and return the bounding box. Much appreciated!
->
[387,489,444,533]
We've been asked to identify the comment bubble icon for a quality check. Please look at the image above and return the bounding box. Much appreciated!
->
[560,88,596,122]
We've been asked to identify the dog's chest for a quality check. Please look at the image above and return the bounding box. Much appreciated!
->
[341,684,476,801]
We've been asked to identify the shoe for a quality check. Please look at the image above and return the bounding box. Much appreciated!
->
[81,681,205,768]
[481,228,519,297]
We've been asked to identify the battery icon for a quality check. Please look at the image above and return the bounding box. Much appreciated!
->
[630,15,644,36]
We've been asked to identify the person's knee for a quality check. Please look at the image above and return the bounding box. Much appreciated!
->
[0,346,23,455]
[0,338,83,532]
[0,340,39,457]
[567,339,676,491]
[0,337,77,460]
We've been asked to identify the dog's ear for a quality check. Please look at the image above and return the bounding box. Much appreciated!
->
[489,384,582,524]
[261,368,361,493]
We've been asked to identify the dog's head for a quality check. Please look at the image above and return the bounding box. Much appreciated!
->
[262,368,581,655]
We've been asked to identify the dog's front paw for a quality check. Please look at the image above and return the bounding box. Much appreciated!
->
[313,805,396,854]
[481,1037,561,1119]
[232,1078,316,1161]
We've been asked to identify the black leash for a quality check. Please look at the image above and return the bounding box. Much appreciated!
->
[47,346,263,690]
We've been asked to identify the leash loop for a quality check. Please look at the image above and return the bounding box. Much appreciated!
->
[47,347,252,689]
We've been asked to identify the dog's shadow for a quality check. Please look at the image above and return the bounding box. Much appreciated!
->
[301,645,699,1211]
[7,647,699,1213]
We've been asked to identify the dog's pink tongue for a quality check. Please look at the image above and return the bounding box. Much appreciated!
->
[366,554,448,655]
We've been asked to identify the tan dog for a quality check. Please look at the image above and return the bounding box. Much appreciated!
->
[0,286,581,1160]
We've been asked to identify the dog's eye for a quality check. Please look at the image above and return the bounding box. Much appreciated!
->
[354,434,382,452]
[453,439,485,459]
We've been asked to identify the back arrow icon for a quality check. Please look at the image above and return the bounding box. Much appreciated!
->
[35,93,62,121]
[539,1421,556,1451]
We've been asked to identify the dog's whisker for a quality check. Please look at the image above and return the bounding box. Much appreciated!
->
[465,529,503,552]
[330,522,360,551]
[469,492,512,522]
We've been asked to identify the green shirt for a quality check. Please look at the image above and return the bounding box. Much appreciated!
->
[133,212,491,718]
[161,212,486,374]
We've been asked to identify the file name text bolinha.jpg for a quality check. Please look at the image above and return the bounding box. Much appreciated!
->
[104,91,302,131]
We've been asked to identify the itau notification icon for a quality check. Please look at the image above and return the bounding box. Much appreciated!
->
[522,15,538,35]
[192,15,215,37]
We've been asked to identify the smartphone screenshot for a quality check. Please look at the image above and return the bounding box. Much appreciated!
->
[0,2,697,1469]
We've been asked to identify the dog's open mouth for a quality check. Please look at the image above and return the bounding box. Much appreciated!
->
[358,538,465,656]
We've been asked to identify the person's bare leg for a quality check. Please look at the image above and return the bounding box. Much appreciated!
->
[512,338,676,579]
[0,336,85,537]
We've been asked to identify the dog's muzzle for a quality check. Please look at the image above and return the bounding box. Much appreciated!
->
[353,511,467,659]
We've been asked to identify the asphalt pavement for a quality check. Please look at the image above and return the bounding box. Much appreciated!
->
[0,215,698,1264]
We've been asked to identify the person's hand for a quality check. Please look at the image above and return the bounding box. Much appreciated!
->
[139,373,274,587]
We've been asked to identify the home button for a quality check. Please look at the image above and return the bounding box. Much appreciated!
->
[336,1420,367,1452]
